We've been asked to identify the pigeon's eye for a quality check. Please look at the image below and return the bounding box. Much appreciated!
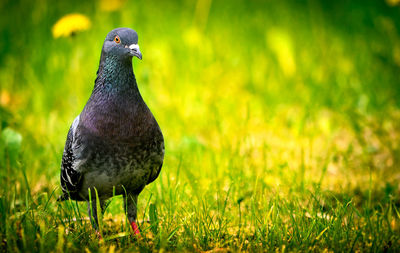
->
[114,35,121,44]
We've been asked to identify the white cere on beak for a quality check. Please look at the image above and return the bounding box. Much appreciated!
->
[125,43,142,59]
[128,44,140,51]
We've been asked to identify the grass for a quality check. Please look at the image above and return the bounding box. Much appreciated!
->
[1,0,400,251]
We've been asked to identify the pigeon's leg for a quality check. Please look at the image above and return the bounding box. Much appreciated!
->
[87,198,104,231]
[123,194,140,235]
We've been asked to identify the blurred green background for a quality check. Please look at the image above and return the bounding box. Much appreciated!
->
[1,0,400,251]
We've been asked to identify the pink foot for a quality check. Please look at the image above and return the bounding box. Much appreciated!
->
[96,230,103,239]
[131,221,140,236]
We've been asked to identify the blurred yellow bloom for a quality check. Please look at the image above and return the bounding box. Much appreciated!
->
[386,0,400,6]
[0,90,10,106]
[52,14,91,38]
[99,0,126,11]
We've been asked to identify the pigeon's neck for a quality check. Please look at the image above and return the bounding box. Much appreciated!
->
[95,55,139,95]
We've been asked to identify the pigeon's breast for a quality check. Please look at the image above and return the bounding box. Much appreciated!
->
[81,95,157,140]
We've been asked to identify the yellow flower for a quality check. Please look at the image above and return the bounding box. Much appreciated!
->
[99,0,126,11]
[52,14,91,38]
[387,0,400,6]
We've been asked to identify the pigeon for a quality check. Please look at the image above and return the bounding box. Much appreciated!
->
[58,28,164,236]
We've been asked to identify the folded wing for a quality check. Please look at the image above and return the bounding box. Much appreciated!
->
[58,116,83,201]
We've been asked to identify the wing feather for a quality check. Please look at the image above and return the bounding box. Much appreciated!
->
[59,116,83,201]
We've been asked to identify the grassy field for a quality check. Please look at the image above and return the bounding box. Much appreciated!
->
[1,0,400,251]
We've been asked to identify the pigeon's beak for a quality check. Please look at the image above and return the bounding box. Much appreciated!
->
[127,44,142,60]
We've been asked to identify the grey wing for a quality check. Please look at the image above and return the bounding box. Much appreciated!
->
[59,116,83,201]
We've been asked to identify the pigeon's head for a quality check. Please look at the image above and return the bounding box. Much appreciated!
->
[102,28,142,61]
